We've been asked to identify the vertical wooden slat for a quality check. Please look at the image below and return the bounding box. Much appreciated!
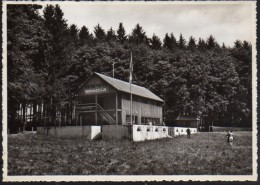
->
[121,98,163,125]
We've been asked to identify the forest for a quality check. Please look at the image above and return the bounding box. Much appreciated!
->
[7,4,252,132]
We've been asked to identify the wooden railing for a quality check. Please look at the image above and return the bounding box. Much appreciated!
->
[77,103,116,125]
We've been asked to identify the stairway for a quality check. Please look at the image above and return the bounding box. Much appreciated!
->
[77,103,116,125]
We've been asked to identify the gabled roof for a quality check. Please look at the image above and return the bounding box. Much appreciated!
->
[94,72,164,103]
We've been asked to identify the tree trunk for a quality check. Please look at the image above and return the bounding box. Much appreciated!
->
[22,102,26,131]
[43,102,46,128]
[8,98,18,133]
[33,102,37,130]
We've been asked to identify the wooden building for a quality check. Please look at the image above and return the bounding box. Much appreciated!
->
[175,115,199,128]
[74,72,164,126]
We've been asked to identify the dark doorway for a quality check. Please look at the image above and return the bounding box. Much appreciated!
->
[81,113,95,125]
[98,97,104,108]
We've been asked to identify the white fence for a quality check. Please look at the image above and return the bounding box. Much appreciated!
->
[37,125,197,141]
[132,125,169,142]
[172,127,197,136]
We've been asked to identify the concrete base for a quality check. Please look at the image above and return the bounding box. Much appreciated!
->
[132,125,169,142]
[101,125,170,142]
[37,126,101,139]
[37,125,196,141]
[102,125,132,140]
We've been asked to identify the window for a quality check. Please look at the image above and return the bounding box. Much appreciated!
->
[126,115,138,124]
[141,117,145,123]
[141,117,160,125]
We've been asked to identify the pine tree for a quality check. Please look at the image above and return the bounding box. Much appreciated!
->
[198,38,207,51]
[188,36,196,51]
[178,34,186,49]
[43,4,69,68]
[43,4,72,126]
[150,34,162,50]
[163,33,171,50]
[117,23,127,44]
[222,43,226,50]
[106,27,117,42]
[129,24,148,45]
[207,35,216,50]
[170,33,177,49]
[69,24,78,45]
[79,26,93,46]
[234,40,242,48]
[242,40,251,50]
[163,33,177,50]
[230,40,252,126]
[7,4,48,132]
[44,5,67,42]
[94,23,106,41]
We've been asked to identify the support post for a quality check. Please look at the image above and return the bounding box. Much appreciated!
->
[75,112,78,126]
[75,99,78,126]
[95,94,98,125]
[73,101,77,125]
[75,113,77,126]
[80,115,82,126]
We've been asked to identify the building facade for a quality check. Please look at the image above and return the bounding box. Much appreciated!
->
[74,72,164,126]
[175,115,200,128]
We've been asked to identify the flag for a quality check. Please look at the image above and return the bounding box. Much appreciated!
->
[129,52,133,82]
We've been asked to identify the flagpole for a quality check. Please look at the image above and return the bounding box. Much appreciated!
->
[130,52,133,125]
[130,80,132,125]
[112,61,115,78]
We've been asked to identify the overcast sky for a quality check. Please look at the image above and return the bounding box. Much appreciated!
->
[56,2,255,47]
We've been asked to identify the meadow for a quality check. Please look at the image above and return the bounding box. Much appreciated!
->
[8,132,252,175]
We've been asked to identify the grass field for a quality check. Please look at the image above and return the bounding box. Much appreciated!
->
[8,132,252,175]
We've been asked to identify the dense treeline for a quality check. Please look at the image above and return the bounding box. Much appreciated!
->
[7,5,252,132]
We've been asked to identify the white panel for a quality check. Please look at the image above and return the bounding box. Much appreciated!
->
[173,127,198,136]
[132,125,146,141]
[147,126,153,140]
[132,125,170,142]
[91,126,101,139]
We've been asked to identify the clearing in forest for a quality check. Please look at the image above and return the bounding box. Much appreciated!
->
[8,131,252,175]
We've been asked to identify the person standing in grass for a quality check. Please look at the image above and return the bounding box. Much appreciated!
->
[186,128,191,138]
[226,131,234,146]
